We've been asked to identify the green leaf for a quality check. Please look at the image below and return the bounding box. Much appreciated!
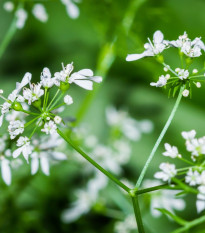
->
[156,208,188,226]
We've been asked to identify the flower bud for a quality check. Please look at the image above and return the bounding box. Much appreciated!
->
[12,101,23,111]
[60,81,70,92]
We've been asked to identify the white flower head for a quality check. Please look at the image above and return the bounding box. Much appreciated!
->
[8,120,24,139]
[185,169,201,186]
[163,143,181,158]
[181,130,196,141]
[41,120,57,135]
[23,83,44,105]
[32,4,48,22]
[13,136,33,162]
[186,137,205,158]
[169,32,205,58]
[150,75,167,87]
[177,69,189,80]
[154,163,177,182]
[126,30,168,61]
[64,95,73,105]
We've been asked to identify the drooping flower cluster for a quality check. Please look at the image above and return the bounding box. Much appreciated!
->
[3,0,80,29]
[61,107,153,223]
[126,31,205,97]
[154,130,205,213]
[0,62,102,178]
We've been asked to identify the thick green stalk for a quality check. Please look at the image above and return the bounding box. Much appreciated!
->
[57,128,130,193]
[135,85,185,188]
[131,196,145,233]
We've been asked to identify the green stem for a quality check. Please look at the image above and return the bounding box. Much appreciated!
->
[49,93,64,111]
[49,103,65,112]
[24,116,40,128]
[0,4,22,60]
[131,196,145,233]
[22,109,39,116]
[47,89,60,110]
[43,88,48,111]
[135,85,185,188]
[57,128,130,193]
[171,215,205,233]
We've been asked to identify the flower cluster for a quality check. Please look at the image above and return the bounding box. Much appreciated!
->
[154,130,205,213]
[126,31,205,97]
[3,0,80,29]
[0,62,102,176]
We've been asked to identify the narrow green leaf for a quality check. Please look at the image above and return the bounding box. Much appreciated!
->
[156,208,188,226]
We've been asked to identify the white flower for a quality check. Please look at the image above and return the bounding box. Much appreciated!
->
[54,116,62,124]
[23,83,44,105]
[64,95,73,105]
[185,169,201,186]
[162,143,181,158]
[182,89,189,97]
[32,4,48,22]
[3,1,14,12]
[40,67,54,88]
[181,130,196,141]
[61,0,80,19]
[15,8,28,29]
[13,136,33,162]
[154,163,177,182]
[126,30,168,61]
[41,120,57,135]
[177,69,189,80]
[169,32,205,58]
[69,69,102,90]
[8,120,24,139]
[150,75,167,87]
[186,137,205,158]
[54,63,102,90]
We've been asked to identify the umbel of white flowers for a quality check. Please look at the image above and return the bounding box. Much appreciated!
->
[126,31,205,97]
[0,62,102,166]
[154,129,205,213]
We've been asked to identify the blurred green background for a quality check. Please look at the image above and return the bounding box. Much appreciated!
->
[0,0,205,232]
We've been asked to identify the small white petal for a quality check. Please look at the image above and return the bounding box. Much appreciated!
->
[31,156,39,175]
[1,159,11,185]
[13,147,23,158]
[65,1,80,19]
[153,30,164,44]
[73,80,93,90]
[126,53,146,61]
[40,156,50,176]
[78,69,93,77]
